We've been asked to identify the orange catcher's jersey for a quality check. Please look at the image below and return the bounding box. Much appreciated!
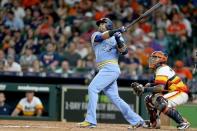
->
[154,65,189,93]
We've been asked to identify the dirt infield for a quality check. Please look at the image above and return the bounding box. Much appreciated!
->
[0,120,196,131]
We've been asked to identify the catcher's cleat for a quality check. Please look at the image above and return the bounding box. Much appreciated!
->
[177,121,190,130]
[143,120,152,128]
[151,114,161,129]
[143,118,161,129]
[128,121,144,129]
[143,113,161,129]
[155,115,161,129]
[77,121,96,128]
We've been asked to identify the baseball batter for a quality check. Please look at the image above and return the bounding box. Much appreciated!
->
[78,18,144,128]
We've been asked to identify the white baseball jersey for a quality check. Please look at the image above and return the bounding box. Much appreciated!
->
[155,65,175,79]
[16,96,43,116]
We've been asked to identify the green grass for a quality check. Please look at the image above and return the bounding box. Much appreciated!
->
[171,104,197,128]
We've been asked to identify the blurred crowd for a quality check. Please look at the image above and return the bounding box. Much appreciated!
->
[0,0,196,82]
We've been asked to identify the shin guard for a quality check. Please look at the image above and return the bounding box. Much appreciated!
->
[165,108,184,124]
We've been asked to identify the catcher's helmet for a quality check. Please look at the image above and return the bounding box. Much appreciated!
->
[149,51,168,69]
[96,18,113,30]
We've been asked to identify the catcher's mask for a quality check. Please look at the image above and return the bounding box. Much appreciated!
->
[149,51,168,69]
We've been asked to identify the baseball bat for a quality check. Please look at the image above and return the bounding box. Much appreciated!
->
[125,2,163,30]
[193,63,196,74]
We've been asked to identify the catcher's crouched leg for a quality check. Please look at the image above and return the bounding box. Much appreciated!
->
[154,95,188,129]
[144,94,161,129]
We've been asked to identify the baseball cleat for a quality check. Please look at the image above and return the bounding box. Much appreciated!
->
[143,114,161,129]
[143,119,161,129]
[155,114,161,129]
[77,121,96,128]
[177,121,190,130]
[128,121,144,129]
[143,120,152,128]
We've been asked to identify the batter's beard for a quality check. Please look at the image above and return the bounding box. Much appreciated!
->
[98,27,107,32]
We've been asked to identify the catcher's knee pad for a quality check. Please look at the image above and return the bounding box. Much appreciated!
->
[154,96,168,112]
[145,95,154,108]
[144,95,158,125]
[144,95,151,103]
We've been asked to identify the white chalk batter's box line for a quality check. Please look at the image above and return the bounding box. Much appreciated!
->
[0,124,59,129]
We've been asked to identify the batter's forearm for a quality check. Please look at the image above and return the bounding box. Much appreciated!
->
[101,31,111,40]
[102,29,122,40]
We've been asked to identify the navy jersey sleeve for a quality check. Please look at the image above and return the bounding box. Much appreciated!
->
[91,32,103,45]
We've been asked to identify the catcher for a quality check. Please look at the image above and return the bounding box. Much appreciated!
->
[131,51,190,130]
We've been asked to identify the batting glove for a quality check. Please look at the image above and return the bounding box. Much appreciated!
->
[114,32,121,39]
[118,26,126,33]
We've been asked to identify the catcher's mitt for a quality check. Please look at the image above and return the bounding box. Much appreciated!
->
[131,82,144,96]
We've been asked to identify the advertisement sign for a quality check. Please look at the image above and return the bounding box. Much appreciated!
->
[61,86,138,123]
